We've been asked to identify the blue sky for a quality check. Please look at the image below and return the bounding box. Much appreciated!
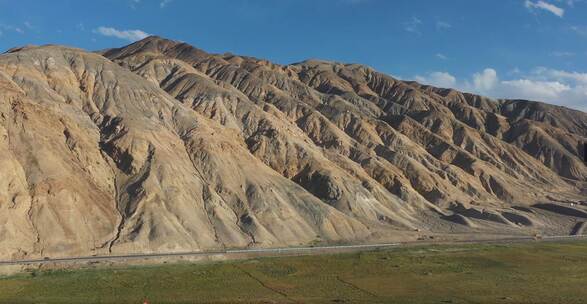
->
[0,0,585,111]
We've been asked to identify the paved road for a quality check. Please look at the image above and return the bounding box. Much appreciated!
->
[1,234,586,266]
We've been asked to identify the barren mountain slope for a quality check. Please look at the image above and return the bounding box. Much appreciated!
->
[0,37,585,259]
[0,44,370,259]
[105,37,587,230]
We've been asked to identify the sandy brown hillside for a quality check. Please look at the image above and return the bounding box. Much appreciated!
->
[0,36,585,259]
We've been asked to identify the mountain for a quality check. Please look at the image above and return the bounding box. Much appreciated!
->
[0,36,585,259]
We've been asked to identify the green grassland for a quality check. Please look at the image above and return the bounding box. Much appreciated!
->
[2,241,587,303]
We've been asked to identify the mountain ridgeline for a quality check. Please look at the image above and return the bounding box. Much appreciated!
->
[0,36,585,259]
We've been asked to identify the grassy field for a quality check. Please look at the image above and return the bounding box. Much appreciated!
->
[1,241,587,303]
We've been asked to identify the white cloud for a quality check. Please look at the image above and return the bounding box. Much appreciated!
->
[500,79,570,100]
[415,72,457,88]
[531,67,587,85]
[160,0,172,7]
[410,67,587,112]
[436,21,451,30]
[473,68,498,92]
[94,26,150,42]
[525,0,565,17]
[496,78,587,111]
[500,69,587,111]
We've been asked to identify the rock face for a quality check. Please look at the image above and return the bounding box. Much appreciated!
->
[0,36,585,259]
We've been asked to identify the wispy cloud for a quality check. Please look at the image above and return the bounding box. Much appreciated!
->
[435,53,448,60]
[559,0,581,7]
[509,67,522,75]
[436,21,451,30]
[160,0,172,8]
[570,25,587,36]
[404,17,422,34]
[93,26,150,42]
[0,24,24,34]
[551,51,575,57]
[130,0,140,9]
[525,0,565,17]
[340,0,370,4]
